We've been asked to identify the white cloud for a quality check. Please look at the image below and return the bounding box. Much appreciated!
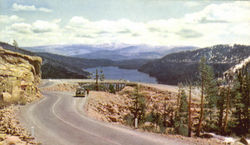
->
[184,2,250,23]
[11,23,32,34]
[0,15,24,24]
[69,16,89,25]
[39,7,52,13]
[13,3,36,11]
[1,1,250,47]
[9,20,60,34]
[12,3,52,13]
[32,20,59,33]
[185,1,201,7]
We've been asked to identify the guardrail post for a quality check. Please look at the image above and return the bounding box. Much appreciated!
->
[135,118,138,128]
[31,126,35,137]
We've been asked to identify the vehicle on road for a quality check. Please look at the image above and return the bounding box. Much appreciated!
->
[75,88,86,97]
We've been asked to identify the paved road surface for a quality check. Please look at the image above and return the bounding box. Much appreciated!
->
[19,81,195,145]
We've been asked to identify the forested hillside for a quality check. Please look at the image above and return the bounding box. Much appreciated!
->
[139,44,250,85]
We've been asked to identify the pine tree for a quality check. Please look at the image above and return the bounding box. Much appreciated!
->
[223,79,231,134]
[217,86,226,134]
[175,88,188,136]
[231,65,250,135]
[163,93,169,127]
[95,69,99,91]
[188,84,192,137]
[13,40,18,49]
[130,84,146,127]
[204,66,218,132]
[150,104,162,131]
[94,69,105,91]
[176,83,182,118]
[196,57,207,136]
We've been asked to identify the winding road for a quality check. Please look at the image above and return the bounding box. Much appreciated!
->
[18,80,194,145]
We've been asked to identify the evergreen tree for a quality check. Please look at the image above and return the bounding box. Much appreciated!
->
[130,85,146,127]
[231,65,250,136]
[99,69,105,81]
[196,57,219,135]
[176,83,183,118]
[217,86,226,134]
[196,57,207,136]
[94,69,105,91]
[223,79,231,134]
[13,40,18,49]
[188,84,192,137]
[175,88,188,136]
[150,104,162,131]
[204,66,218,132]
[109,84,116,94]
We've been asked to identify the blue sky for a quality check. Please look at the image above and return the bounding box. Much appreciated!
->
[0,0,249,47]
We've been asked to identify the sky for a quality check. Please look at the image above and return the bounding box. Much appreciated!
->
[0,0,250,47]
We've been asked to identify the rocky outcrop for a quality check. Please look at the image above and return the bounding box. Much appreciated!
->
[0,47,41,144]
[0,46,42,104]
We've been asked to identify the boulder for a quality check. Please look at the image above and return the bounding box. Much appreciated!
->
[2,92,11,103]
[3,136,25,145]
[0,134,6,141]
[201,133,213,138]
[239,137,249,145]
[108,116,117,122]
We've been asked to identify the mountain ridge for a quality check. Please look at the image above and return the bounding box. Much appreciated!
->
[24,44,196,60]
[139,44,250,85]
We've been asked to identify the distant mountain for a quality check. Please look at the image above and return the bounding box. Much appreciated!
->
[139,44,250,85]
[24,44,196,60]
[24,44,104,56]
[73,45,197,60]
[1,42,151,79]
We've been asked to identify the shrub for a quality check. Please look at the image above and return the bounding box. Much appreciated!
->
[124,114,134,127]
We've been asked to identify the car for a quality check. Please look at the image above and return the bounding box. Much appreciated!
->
[75,88,86,97]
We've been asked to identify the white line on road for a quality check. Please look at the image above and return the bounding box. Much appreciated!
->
[25,95,68,145]
[51,95,122,145]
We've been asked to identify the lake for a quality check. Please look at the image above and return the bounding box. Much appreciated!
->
[85,66,158,84]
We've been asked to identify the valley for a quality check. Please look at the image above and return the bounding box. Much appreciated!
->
[85,66,157,83]
[0,42,249,145]
[1,1,250,144]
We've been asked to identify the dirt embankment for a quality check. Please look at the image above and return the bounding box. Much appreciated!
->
[0,47,42,144]
[85,84,223,145]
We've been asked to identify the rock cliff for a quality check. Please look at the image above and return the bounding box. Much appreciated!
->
[0,46,42,104]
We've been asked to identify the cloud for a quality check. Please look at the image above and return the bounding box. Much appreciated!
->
[38,7,52,13]
[32,20,59,33]
[1,1,250,47]
[11,23,32,34]
[9,19,60,35]
[176,29,203,38]
[185,1,201,7]
[184,2,250,24]
[0,15,24,24]
[69,16,89,26]
[12,3,52,13]
[117,29,131,34]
